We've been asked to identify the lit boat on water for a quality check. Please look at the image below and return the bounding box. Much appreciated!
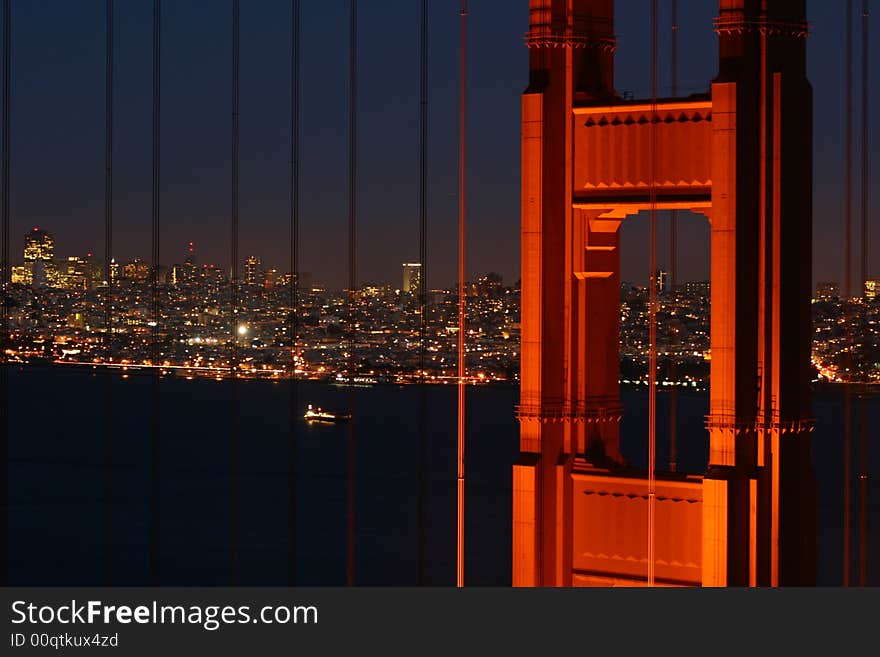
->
[304,404,351,424]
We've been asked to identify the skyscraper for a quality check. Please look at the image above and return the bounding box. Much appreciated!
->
[655,269,668,294]
[402,262,422,294]
[23,227,54,262]
[122,258,150,283]
[815,282,840,301]
[62,254,101,291]
[476,272,503,297]
[182,241,197,284]
[262,267,278,289]
[23,228,59,287]
[245,256,262,286]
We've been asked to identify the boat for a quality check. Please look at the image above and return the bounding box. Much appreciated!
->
[304,404,351,424]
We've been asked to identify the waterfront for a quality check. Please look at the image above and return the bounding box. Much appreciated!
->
[8,367,879,586]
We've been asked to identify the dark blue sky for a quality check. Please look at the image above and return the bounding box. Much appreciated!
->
[6,1,879,289]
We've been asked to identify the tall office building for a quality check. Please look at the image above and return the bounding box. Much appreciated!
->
[23,228,59,287]
[182,241,197,284]
[262,268,278,289]
[476,272,503,297]
[62,254,101,291]
[10,265,30,285]
[815,282,840,301]
[655,269,668,294]
[683,280,710,298]
[245,256,262,286]
[402,262,422,294]
[23,227,55,262]
[865,279,880,301]
[122,258,150,283]
[185,242,196,266]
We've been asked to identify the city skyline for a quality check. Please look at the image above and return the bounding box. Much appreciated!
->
[4,1,877,289]
[6,221,877,388]
[23,222,880,294]
[10,224,716,290]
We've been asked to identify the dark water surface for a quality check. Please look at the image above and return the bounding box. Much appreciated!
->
[8,367,879,585]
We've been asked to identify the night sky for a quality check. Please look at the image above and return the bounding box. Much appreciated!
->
[6,0,879,289]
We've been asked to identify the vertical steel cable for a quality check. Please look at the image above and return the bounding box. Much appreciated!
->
[844,0,853,588]
[647,0,658,588]
[149,0,161,586]
[288,0,300,588]
[456,0,467,590]
[230,0,240,586]
[667,0,677,473]
[346,0,357,588]
[417,0,428,587]
[755,0,770,588]
[858,0,869,588]
[103,0,114,586]
[0,0,9,588]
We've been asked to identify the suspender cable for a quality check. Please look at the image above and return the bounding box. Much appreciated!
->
[456,0,467,590]
[667,0,678,473]
[756,0,772,588]
[843,0,853,588]
[0,0,9,588]
[288,0,301,588]
[149,0,161,586]
[346,0,357,588]
[858,0,869,588]
[647,0,658,588]
[230,0,240,586]
[103,0,114,586]
[417,0,428,587]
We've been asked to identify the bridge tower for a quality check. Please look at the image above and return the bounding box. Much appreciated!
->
[513,0,816,587]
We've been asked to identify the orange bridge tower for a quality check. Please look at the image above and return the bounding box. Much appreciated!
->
[514,0,816,587]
